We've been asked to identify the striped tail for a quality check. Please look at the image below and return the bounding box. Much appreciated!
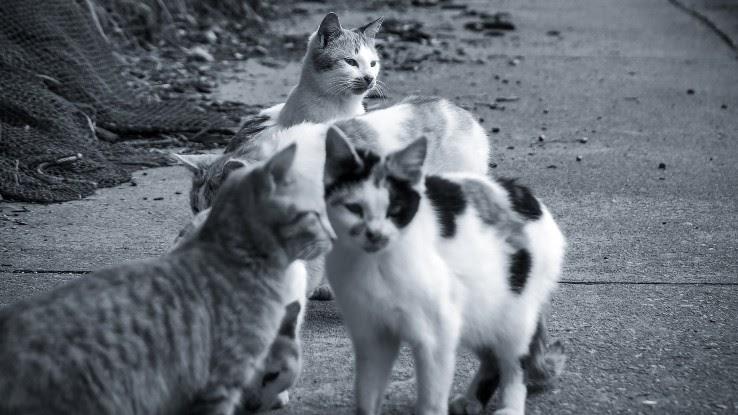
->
[523,315,566,392]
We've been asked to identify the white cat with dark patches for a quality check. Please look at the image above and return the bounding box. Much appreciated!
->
[322,131,566,415]
[173,12,383,212]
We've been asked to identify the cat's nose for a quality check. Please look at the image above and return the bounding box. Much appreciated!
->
[363,75,374,87]
[365,229,383,243]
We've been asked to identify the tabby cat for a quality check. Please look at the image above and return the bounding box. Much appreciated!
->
[0,144,334,415]
[322,133,565,415]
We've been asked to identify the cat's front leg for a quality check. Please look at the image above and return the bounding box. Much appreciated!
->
[411,314,460,415]
[187,385,243,415]
[353,329,401,415]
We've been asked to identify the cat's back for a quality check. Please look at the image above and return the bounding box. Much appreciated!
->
[424,173,565,278]
[337,96,490,174]
[0,255,210,415]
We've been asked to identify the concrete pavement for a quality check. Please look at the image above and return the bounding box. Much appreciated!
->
[1,0,736,413]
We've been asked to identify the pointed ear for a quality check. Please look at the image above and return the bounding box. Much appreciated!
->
[278,301,302,339]
[386,137,427,184]
[359,16,383,38]
[318,12,342,47]
[325,126,363,181]
[222,158,247,179]
[171,153,219,174]
[264,143,297,186]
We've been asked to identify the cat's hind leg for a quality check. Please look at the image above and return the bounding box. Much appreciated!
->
[353,329,401,415]
[449,349,499,415]
[491,343,527,415]
[411,311,461,415]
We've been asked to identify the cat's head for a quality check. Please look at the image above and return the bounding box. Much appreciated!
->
[323,127,427,253]
[206,143,336,262]
[242,301,302,412]
[172,153,235,214]
[304,13,383,97]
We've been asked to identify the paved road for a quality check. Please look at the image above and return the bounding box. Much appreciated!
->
[1,0,736,413]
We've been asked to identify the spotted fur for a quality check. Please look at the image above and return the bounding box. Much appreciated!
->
[324,135,566,415]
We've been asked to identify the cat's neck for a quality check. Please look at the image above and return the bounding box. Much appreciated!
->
[277,71,365,128]
[189,210,291,272]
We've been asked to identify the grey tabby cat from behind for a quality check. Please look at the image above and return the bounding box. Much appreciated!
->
[0,143,335,415]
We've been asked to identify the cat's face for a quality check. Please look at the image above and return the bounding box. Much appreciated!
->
[212,144,336,262]
[323,127,427,254]
[306,13,383,97]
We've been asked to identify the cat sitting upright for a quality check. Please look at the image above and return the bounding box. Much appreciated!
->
[0,143,335,415]
[322,132,566,415]
[174,12,384,213]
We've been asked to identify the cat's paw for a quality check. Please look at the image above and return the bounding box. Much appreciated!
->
[271,391,289,409]
[493,408,523,415]
[449,395,483,415]
[309,284,334,301]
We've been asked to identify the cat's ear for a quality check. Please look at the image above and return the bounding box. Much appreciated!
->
[386,137,427,184]
[278,301,302,339]
[222,158,247,179]
[325,126,363,180]
[171,153,219,174]
[264,143,297,187]
[359,16,383,38]
[318,12,342,47]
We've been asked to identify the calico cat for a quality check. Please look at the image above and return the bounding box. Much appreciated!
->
[173,12,384,214]
[322,133,565,415]
[0,144,335,415]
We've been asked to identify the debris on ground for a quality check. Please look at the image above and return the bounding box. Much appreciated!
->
[462,11,516,36]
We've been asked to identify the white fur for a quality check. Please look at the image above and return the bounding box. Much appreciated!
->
[251,98,490,182]
[325,172,565,415]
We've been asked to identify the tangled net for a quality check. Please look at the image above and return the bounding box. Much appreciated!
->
[0,0,235,202]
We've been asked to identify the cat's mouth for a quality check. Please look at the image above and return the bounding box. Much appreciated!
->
[350,80,375,95]
[362,239,389,253]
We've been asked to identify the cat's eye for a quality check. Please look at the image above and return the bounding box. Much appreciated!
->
[387,203,402,217]
[345,58,359,67]
[344,203,363,216]
[370,60,377,67]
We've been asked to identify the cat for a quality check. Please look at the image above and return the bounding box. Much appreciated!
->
[173,12,384,214]
[180,96,490,216]
[322,132,566,415]
[173,96,490,303]
[0,143,335,415]
[171,211,308,414]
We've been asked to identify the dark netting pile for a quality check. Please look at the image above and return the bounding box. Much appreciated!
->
[0,0,235,202]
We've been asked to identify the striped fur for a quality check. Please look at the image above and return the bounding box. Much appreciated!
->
[0,146,333,415]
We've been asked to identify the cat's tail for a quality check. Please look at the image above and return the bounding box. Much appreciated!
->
[523,316,566,392]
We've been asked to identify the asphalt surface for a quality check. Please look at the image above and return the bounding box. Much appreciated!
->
[1,0,736,413]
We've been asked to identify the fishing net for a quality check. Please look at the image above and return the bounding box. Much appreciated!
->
[0,0,235,202]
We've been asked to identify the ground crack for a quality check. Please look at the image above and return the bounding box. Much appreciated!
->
[667,0,737,54]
